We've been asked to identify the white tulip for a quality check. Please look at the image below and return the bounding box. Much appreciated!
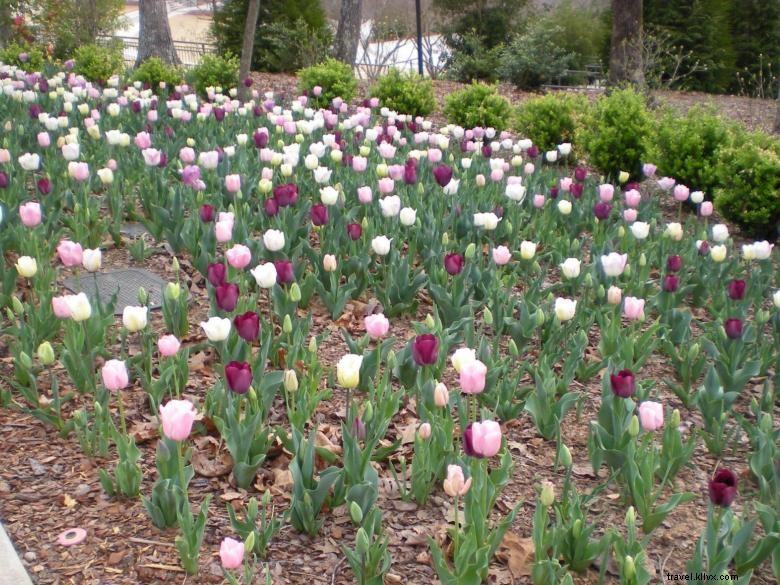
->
[250,263,277,288]
[630,222,650,240]
[371,236,392,256]
[123,306,148,332]
[263,229,285,251]
[560,258,581,279]
[200,317,231,341]
[81,248,102,272]
[66,292,92,321]
[520,241,537,260]
[554,298,577,322]
[15,256,37,278]
[399,207,417,226]
[319,186,339,206]
[711,224,729,243]
[379,195,401,218]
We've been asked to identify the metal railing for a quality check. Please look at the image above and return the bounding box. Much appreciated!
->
[98,35,217,69]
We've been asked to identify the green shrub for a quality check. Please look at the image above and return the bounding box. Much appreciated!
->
[544,0,609,71]
[515,93,590,152]
[499,23,577,89]
[73,43,124,82]
[444,31,503,83]
[188,53,239,95]
[714,134,780,237]
[369,68,436,117]
[651,106,738,198]
[297,58,357,108]
[0,41,46,71]
[443,82,512,130]
[211,0,332,73]
[131,58,183,94]
[578,87,651,180]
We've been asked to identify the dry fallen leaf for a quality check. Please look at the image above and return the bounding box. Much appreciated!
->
[191,449,233,478]
[62,494,77,508]
[496,532,534,577]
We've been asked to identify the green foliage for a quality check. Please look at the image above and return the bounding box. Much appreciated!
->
[730,1,780,96]
[499,23,577,90]
[544,1,609,71]
[73,43,124,82]
[578,88,651,180]
[30,0,125,59]
[187,53,239,95]
[443,31,504,83]
[0,41,46,70]
[651,106,738,198]
[714,134,780,237]
[211,0,332,73]
[131,58,183,94]
[443,82,512,130]
[369,69,436,117]
[515,93,590,152]
[297,58,357,108]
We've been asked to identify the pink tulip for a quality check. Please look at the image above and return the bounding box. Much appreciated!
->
[533,194,545,208]
[434,382,449,407]
[490,168,504,182]
[19,202,41,227]
[492,246,511,265]
[142,148,161,166]
[68,162,90,182]
[0,149,11,164]
[657,177,675,190]
[147,110,158,122]
[524,162,535,174]
[673,184,689,202]
[37,132,50,147]
[107,159,118,171]
[642,163,657,177]
[219,537,244,570]
[623,296,645,321]
[134,131,152,149]
[443,464,471,497]
[700,201,713,217]
[560,177,572,192]
[225,174,241,193]
[460,360,487,394]
[226,244,251,269]
[357,186,373,203]
[378,178,394,194]
[599,184,614,202]
[179,147,196,163]
[624,189,641,208]
[623,208,638,223]
[364,314,390,339]
[261,167,273,180]
[428,148,442,163]
[159,399,197,441]
[157,335,181,357]
[464,420,502,457]
[638,401,664,431]
[352,156,367,172]
[52,295,72,318]
[101,359,129,391]
[388,164,404,180]
[57,240,83,266]
[475,174,486,186]
[215,220,233,243]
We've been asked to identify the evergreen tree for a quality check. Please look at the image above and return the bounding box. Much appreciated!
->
[730,0,780,95]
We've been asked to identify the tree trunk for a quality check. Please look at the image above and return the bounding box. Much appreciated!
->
[608,0,644,89]
[238,0,261,102]
[135,0,180,67]
[334,0,363,65]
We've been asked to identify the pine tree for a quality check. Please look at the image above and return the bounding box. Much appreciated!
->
[730,0,780,95]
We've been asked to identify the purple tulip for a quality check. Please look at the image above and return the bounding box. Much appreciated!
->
[0,171,8,188]
[574,166,588,182]
[200,204,215,222]
[310,204,328,226]
[233,311,260,342]
[667,255,682,272]
[727,279,746,300]
[243,77,253,88]
[274,260,295,284]
[724,318,743,339]
[698,241,710,256]
[549,186,559,199]
[225,361,252,394]
[346,223,363,240]
[207,263,227,287]
[593,202,611,220]
[708,469,737,507]
[36,177,51,195]
[481,144,492,158]
[411,334,439,366]
[527,145,539,158]
[444,253,465,276]
[571,183,584,199]
[264,198,279,217]
[215,283,239,312]
[610,369,635,398]
[403,161,417,184]
[663,275,679,292]
[214,107,225,122]
[433,165,453,188]
[273,183,298,207]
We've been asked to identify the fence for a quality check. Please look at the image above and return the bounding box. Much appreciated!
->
[98,36,217,69]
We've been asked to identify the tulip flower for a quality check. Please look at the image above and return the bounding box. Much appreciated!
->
[666,255,682,272]
[601,253,628,277]
[226,245,252,269]
[460,359,487,394]
[263,229,285,252]
[637,401,664,431]
[434,382,449,407]
[346,223,363,240]
[251,263,277,288]
[274,260,295,284]
[207,263,227,287]
[310,203,329,226]
[157,335,181,357]
[412,334,439,366]
[727,279,746,300]
[159,399,197,441]
[607,285,623,305]
[225,361,252,394]
[450,347,476,373]
[662,275,679,293]
[19,202,41,227]
[610,369,635,398]
[443,464,471,497]
[215,220,233,242]
[15,256,37,278]
[123,306,148,332]
[724,318,742,340]
[463,420,502,458]
[708,469,737,507]
[371,236,392,256]
[444,252,465,276]
[219,537,244,570]
[623,296,645,321]
[491,246,511,265]
[101,359,129,391]
[233,311,260,342]
[433,164,453,187]
[560,258,581,279]
[593,202,611,220]
[57,240,83,267]
[215,283,239,312]
[711,224,729,243]
[554,298,577,321]
[200,317,231,341]
[337,354,363,388]
[199,204,215,222]
[364,314,390,339]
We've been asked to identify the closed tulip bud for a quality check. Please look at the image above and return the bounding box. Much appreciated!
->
[626,506,636,526]
[289,282,301,302]
[540,481,555,507]
[349,501,364,524]
[535,309,545,327]
[37,341,55,365]
[465,242,476,259]
[618,226,625,237]
[624,264,632,277]
[283,369,298,392]
[12,296,24,315]
[138,287,148,306]
[386,349,396,369]
[356,527,370,556]
[624,556,635,580]
[560,444,572,467]
[418,422,432,439]
[639,253,646,266]
[508,339,519,356]
[583,273,593,288]
[19,351,33,369]
[442,232,449,246]
[671,408,681,427]
[309,336,318,353]
[628,414,640,437]
[425,314,435,329]
[244,532,255,554]
[172,257,180,273]
[759,412,772,432]
[483,307,493,325]
[572,518,582,538]
[283,314,292,333]
[688,343,700,361]
[165,282,180,300]
[363,401,374,423]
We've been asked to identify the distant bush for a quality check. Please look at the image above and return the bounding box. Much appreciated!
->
[651,106,738,198]
[443,82,512,130]
[0,41,47,71]
[515,93,590,152]
[370,69,436,117]
[578,87,651,180]
[297,58,357,108]
[73,43,124,82]
[188,53,239,95]
[499,23,577,90]
[444,31,503,83]
[131,58,183,94]
[714,134,780,237]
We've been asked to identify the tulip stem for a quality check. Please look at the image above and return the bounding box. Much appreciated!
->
[176,440,189,506]
[117,390,127,435]
[453,493,460,560]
